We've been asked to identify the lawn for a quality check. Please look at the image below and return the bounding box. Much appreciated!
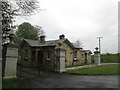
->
[101,54,120,63]
[2,77,28,89]
[67,64,119,75]
[91,54,120,63]
[65,62,94,68]
[2,79,18,88]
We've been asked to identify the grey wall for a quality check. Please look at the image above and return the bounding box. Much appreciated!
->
[4,47,18,78]
[5,57,17,78]
[59,50,65,71]
[55,49,66,72]
[94,51,101,65]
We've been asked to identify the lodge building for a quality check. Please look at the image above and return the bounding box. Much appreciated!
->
[20,34,92,72]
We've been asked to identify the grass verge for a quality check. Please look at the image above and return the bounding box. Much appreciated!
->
[67,64,120,75]
[2,79,18,88]
[2,78,26,88]
[65,62,94,68]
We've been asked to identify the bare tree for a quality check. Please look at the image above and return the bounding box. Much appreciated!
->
[34,25,45,37]
[1,0,40,78]
[8,0,40,16]
[74,40,84,48]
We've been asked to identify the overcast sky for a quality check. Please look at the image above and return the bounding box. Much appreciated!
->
[14,0,119,54]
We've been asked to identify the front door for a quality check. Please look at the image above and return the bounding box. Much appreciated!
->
[37,50,43,63]
[37,50,44,72]
[85,53,87,64]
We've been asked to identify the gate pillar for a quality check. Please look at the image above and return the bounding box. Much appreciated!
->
[55,48,66,72]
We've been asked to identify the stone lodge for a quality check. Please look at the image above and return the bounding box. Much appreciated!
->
[20,34,92,72]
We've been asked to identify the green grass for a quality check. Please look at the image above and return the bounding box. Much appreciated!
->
[65,62,94,68]
[2,79,18,88]
[67,64,119,75]
[92,54,120,63]
[101,54,120,63]
[101,54,119,59]
[65,63,90,68]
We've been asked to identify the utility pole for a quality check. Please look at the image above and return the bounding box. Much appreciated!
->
[97,37,103,54]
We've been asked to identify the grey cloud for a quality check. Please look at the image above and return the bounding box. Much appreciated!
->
[14,0,118,53]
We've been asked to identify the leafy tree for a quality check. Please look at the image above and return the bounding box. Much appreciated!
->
[15,22,39,44]
[1,0,40,78]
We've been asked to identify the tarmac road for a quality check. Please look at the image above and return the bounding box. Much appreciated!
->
[17,68,119,88]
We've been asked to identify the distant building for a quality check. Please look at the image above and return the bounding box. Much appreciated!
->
[20,34,92,71]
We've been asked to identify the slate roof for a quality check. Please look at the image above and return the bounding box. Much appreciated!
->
[23,38,67,47]
[84,50,92,54]
[21,38,92,54]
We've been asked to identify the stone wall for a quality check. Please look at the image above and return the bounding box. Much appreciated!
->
[56,42,74,66]
[55,42,92,67]
[86,53,92,63]
[72,50,83,65]
[21,43,33,67]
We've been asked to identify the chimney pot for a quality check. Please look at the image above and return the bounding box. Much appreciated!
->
[59,34,65,40]
[40,35,45,43]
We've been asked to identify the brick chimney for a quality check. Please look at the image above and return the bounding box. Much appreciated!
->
[59,34,65,40]
[40,35,45,43]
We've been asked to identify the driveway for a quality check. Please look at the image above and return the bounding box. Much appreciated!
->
[17,68,119,88]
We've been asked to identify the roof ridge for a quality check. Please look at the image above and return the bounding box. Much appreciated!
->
[24,39,38,41]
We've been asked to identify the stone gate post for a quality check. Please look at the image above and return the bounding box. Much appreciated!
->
[94,47,101,66]
[55,48,66,72]
[4,43,18,79]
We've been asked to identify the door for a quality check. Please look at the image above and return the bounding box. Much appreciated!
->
[37,50,43,63]
[85,53,87,64]
[37,50,44,72]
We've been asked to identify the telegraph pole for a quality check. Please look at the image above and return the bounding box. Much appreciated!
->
[97,37,103,54]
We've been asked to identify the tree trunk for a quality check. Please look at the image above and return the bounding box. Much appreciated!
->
[2,44,7,79]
